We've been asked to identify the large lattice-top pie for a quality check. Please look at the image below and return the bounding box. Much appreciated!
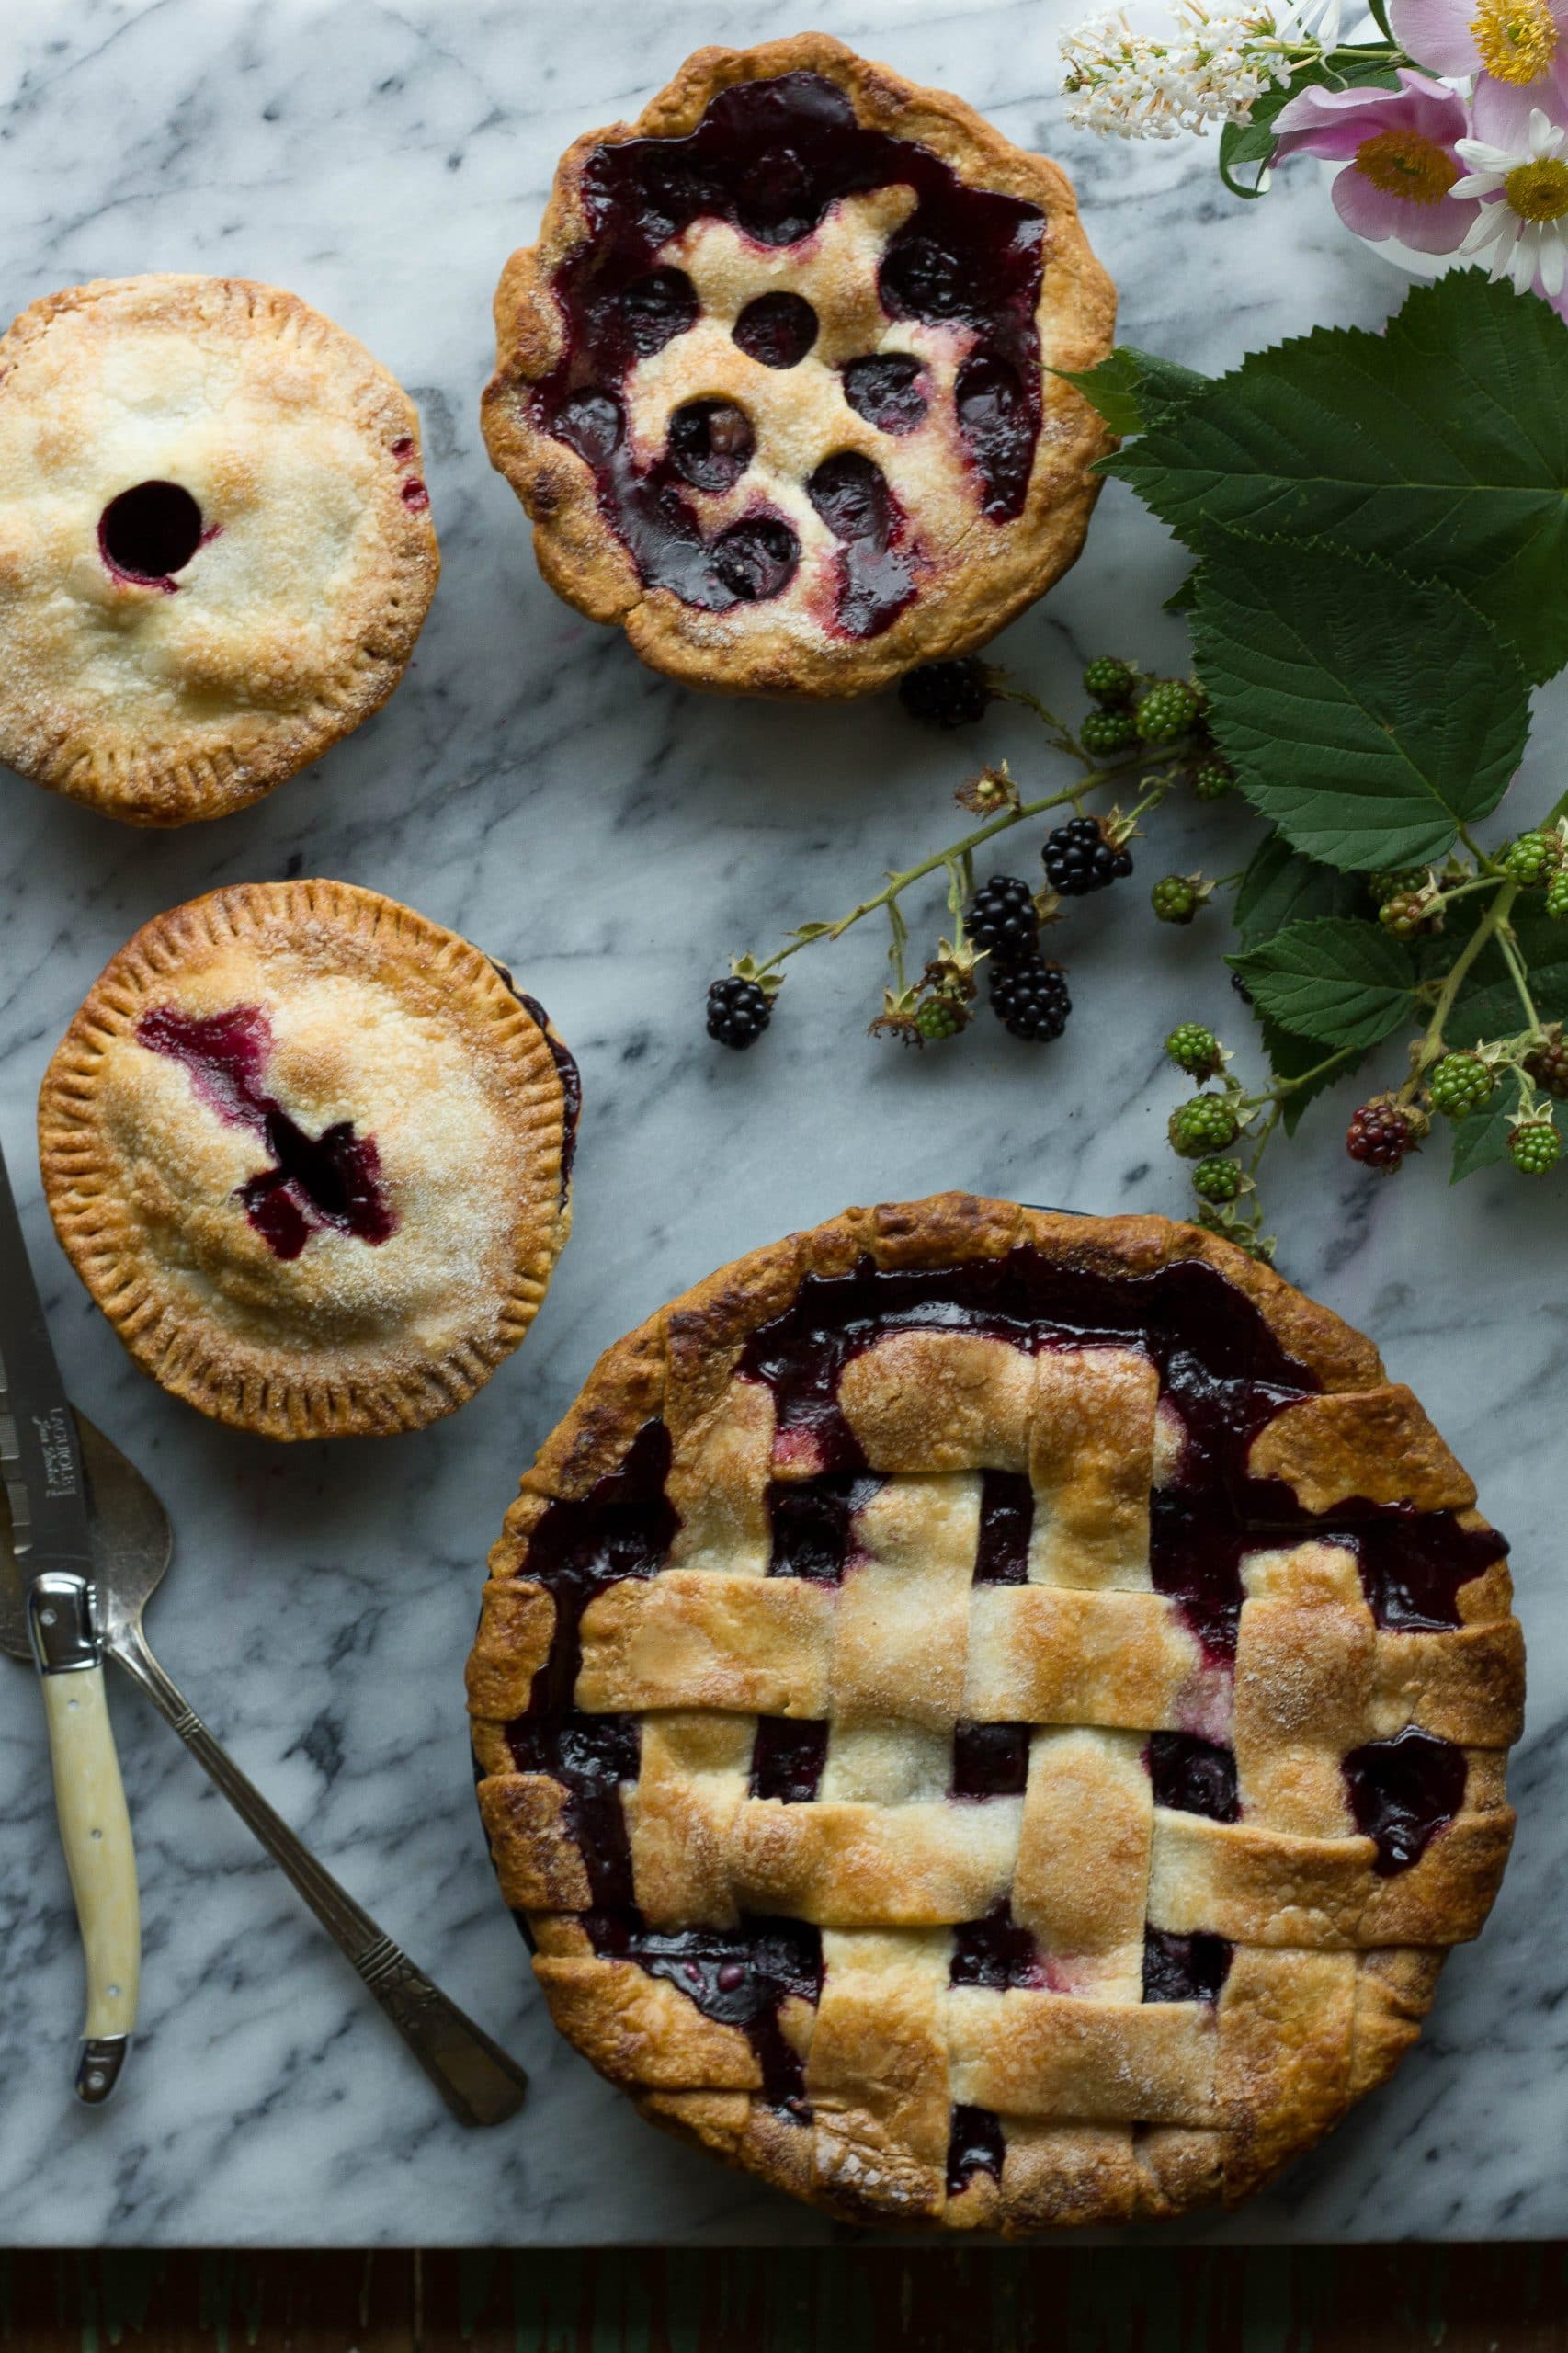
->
[482,38,1116,698]
[40,881,577,1441]
[468,1196,1522,2231]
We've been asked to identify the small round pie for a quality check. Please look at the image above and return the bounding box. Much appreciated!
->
[0,275,439,826]
[40,881,576,1441]
[483,37,1116,698]
[468,1195,1522,2232]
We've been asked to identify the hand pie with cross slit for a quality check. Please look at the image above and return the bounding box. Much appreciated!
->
[468,1194,1523,2232]
[0,275,438,826]
[482,36,1116,699]
[39,881,577,1441]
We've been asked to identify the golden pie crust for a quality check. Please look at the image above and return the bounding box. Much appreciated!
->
[468,1195,1522,2232]
[483,36,1116,698]
[0,275,439,826]
[40,881,574,1440]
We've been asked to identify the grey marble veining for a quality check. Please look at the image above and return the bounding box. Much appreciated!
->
[0,0,1563,2248]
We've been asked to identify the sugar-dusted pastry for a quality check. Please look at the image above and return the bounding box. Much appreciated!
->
[483,36,1115,698]
[469,1195,1522,2231]
[40,882,576,1440]
[0,276,438,825]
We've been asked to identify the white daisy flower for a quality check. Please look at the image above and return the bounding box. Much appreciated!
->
[1452,103,1568,296]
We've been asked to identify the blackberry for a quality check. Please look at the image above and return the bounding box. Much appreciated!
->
[1346,1098,1421,1172]
[1042,816,1132,897]
[1230,970,1256,1008]
[1510,1116,1561,1175]
[968,874,1040,965]
[1168,1095,1240,1158]
[1191,1155,1243,1205]
[1152,874,1199,925]
[898,657,992,730]
[1547,870,1568,922]
[989,956,1072,1041]
[1135,680,1201,744]
[706,974,772,1049]
[1378,888,1438,938]
[915,998,962,1041]
[1166,1023,1222,1080]
[1081,708,1139,758]
[1191,758,1234,801]
[1428,1053,1494,1119]
[1499,832,1558,887]
[1525,1032,1568,1099]
[1084,656,1136,707]
[1367,867,1430,909]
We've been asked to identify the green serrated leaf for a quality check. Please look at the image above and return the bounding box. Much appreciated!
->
[1449,1069,1524,1182]
[1054,347,1210,438]
[1192,537,1529,870]
[1164,569,1199,616]
[1107,270,1568,683]
[1234,832,1367,945]
[1447,901,1568,1040]
[1229,916,1419,1047]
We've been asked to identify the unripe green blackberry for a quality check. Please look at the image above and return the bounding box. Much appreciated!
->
[915,998,961,1041]
[1168,1094,1240,1158]
[1191,759,1234,801]
[1191,1156,1243,1204]
[1428,1053,1494,1119]
[1509,1116,1561,1175]
[1499,832,1558,886]
[1080,707,1140,758]
[1165,1022,1222,1079]
[1084,656,1136,707]
[1135,679,1201,744]
[1379,888,1438,938]
[1546,869,1568,921]
[1152,875,1199,925]
[1367,867,1430,909]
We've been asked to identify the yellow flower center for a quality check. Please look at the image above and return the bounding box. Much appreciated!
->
[1469,0,1558,83]
[1504,153,1568,215]
[1354,128,1461,203]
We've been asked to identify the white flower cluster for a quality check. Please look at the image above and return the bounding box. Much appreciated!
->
[1061,0,1299,140]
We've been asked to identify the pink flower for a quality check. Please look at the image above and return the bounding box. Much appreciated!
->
[1271,70,1482,251]
[1389,0,1568,96]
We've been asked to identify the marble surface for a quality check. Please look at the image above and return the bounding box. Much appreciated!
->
[0,0,1563,2250]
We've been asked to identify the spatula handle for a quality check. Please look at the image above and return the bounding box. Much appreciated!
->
[112,1626,527,2128]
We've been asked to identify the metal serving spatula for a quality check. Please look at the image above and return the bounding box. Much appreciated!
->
[2,1409,528,2127]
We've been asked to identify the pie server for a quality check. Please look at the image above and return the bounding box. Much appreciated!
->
[0,1135,138,2102]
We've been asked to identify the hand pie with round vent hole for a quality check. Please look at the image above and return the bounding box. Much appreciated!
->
[468,1195,1522,2231]
[0,275,438,825]
[39,882,576,1440]
[482,36,1116,699]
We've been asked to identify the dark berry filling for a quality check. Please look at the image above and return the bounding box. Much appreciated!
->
[733,290,819,368]
[668,398,755,492]
[98,481,204,588]
[949,1904,1042,1990]
[1344,1728,1466,1876]
[710,514,800,602]
[767,1473,882,1582]
[974,1468,1033,1584]
[952,1722,1031,1800]
[805,449,917,638]
[582,1911,821,2113]
[946,2104,1006,2194]
[1142,1927,1233,2004]
[751,1716,829,1802]
[1148,1733,1240,1824]
[136,1006,395,1261]
[528,71,1046,630]
[841,353,929,435]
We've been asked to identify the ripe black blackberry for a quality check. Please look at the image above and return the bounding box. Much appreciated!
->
[969,874,1040,964]
[1346,1098,1421,1171]
[897,658,992,730]
[1526,1031,1568,1099]
[990,955,1071,1041]
[1042,816,1132,898]
[706,975,772,1049]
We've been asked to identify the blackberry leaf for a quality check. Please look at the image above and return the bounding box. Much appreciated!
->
[1228,917,1419,1049]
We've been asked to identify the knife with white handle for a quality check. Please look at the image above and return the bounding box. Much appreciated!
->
[0,1137,139,2101]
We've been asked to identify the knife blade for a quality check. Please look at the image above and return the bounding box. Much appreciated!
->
[0,1134,139,2102]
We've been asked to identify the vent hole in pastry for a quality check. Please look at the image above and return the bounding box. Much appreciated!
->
[946,2105,1006,2194]
[973,1470,1033,1584]
[98,481,204,586]
[949,1904,1041,1990]
[737,144,826,245]
[955,353,1031,519]
[733,291,819,369]
[554,390,626,465]
[806,451,892,550]
[667,398,755,492]
[840,353,930,436]
[1142,1927,1233,2005]
[1147,1732,1240,1824]
[750,1716,828,1802]
[710,514,800,603]
[1343,1727,1466,1876]
[951,1722,1030,1800]
[766,1472,882,1581]
[619,267,699,356]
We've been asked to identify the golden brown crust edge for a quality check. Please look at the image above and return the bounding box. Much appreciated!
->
[482,35,1117,699]
[39,880,571,1440]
